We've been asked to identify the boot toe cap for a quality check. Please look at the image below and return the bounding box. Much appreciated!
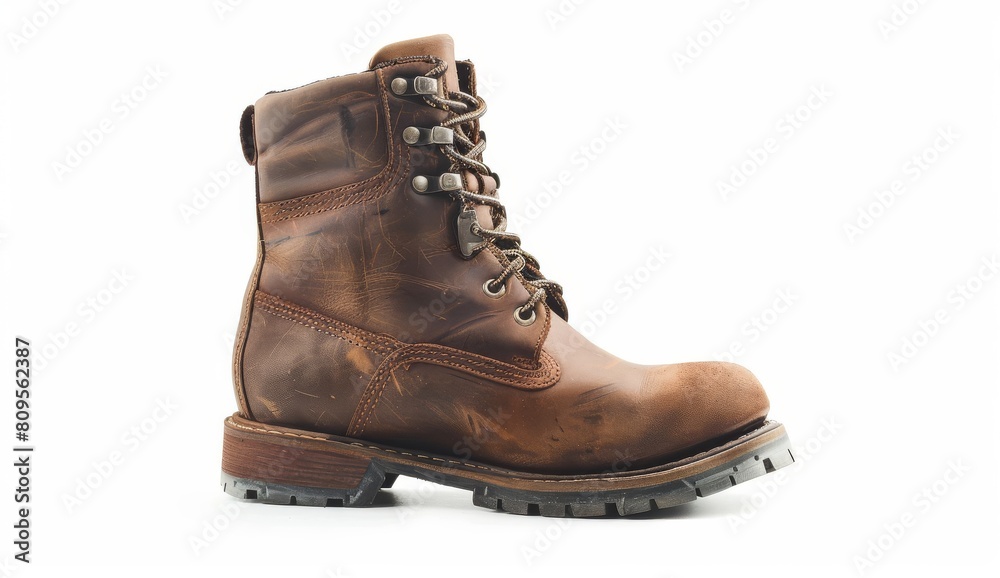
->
[643,361,771,456]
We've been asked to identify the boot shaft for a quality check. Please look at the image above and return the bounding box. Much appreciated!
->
[232,36,552,428]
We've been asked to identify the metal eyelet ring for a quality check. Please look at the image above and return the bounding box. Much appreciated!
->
[402,126,422,144]
[390,76,438,96]
[411,173,463,194]
[402,126,454,146]
[482,279,506,299]
[390,78,409,95]
[412,175,429,193]
[514,305,536,326]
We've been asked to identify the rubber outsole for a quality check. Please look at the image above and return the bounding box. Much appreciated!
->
[221,415,794,517]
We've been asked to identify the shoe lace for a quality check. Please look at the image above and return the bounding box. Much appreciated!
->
[419,61,567,321]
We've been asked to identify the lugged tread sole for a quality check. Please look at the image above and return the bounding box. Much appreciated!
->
[221,414,794,517]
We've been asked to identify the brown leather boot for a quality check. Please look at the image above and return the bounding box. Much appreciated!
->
[221,34,793,516]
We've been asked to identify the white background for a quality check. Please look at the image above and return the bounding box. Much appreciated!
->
[1,0,998,576]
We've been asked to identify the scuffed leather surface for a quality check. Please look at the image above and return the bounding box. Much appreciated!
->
[241,292,561,437]
[241,287,769,473]
[236,35,772,475]
[255,60,548,367]
[363,314,770,474]
[369,33,460,95]
[255,72,388,203]
[242,293,387,433]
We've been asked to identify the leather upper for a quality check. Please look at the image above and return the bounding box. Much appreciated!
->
[233,35,770,475]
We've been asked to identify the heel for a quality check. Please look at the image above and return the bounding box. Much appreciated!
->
[220,415,386,507]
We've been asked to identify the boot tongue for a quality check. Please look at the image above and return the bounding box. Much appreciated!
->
[369,34,460,96]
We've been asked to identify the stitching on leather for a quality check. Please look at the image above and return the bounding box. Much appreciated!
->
[252,56,563,428]
[370,56,447,112]
[349,345,561,437]
[254,292,398,355]
[259,308,388,355]
[264,156,391,210]
[255,291,559,384]
[535,302,552,361]
[259,69,406,224]
[348,348,406,436]
[482,243,547,370]
[370,55,440,70]
[229,417,503,474]
[261,74,395,215]
[229,417,513,476]
[228,417,781,482]
[273,158,410,223]
[232,239,264,417]
[260,161,404,223]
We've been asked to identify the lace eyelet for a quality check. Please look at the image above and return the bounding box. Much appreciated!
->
[390,76,437,96]
[411,173,463,194]
[514,306,536,326]
[402,126,454,146]
[482,279,506,299]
